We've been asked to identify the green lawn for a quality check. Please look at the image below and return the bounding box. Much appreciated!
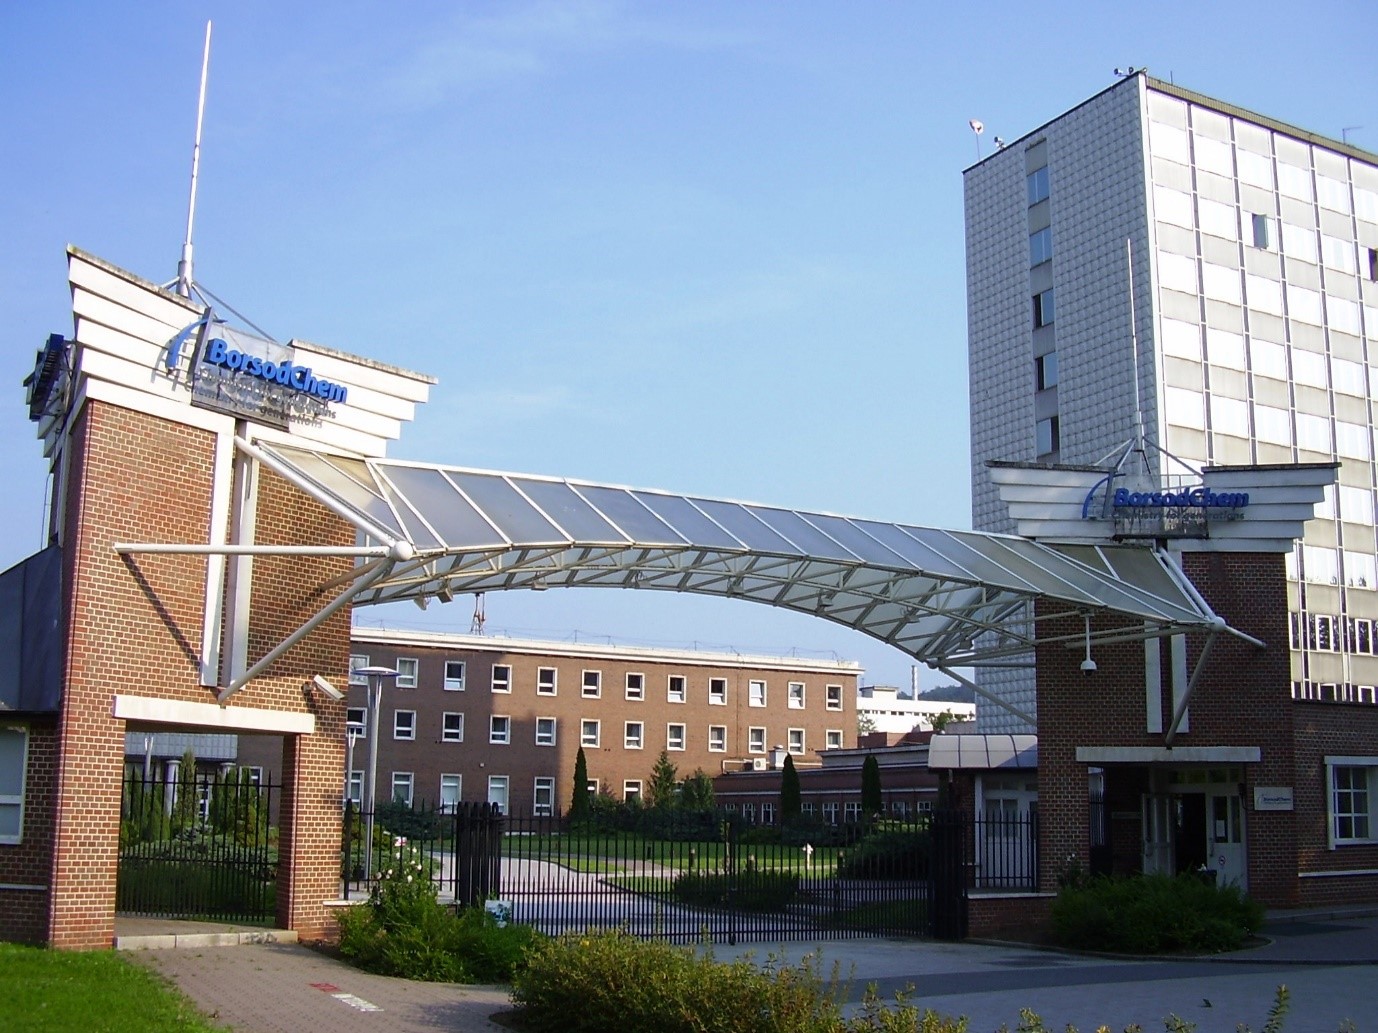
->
[503,832,842,875]
[0,943,223,1032]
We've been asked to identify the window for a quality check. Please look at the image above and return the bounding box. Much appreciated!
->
[667,723,686,751]
[1035,352,1058,391]
[844,802,862,823]
[439,773,461,812]
[533,776,555,817]
[442,712,464,743]
[1027,166,1049,206]
[393,710,416,741]
[1029,226,1052,266]
[1368,247,1377,282]
[346,770,363,805]
[0,726,28,843]
[1032,288,1055,328]
[1250,212,1273,249]
[586,778,600,797]
[1327,759,1376,845]
[581,719,601,748]
[491,664,511,693]
[748,680,767,708]
[346,707,367,735]
[348,654,369,686]
[537,667,557,696]
[623,780,642,805]
[1036,415,1060,457]
[582,670,601,698]
[444,660,465,691]
[395,658,418,688]
[787,682,805,709]
[762,802,776,825]
[490,715,511,745]
[748,727,767,754]
[487,775,509,815]
[667,675,687,704]
[788,728,805,755]
[825,729,843,750]
[825,684,843,711]
[709,678,727,705]
[536,717,556,747]
[708,725,727,752]
[822,802,839,825]
[624,721,644,750]
[625,672,645,701]
[802,801,816,816]
[391,771,414,806]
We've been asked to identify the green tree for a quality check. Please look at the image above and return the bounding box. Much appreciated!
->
[173,749,199,831]
[779,755,801,825]
[931,709,958,732]
[646,750,679,810]
[680,768,715,811]
[861,754,883,818]
[570,747,590,820]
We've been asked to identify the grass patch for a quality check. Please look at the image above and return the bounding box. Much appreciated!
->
[504,833,841,875]
[0,943,224,1033]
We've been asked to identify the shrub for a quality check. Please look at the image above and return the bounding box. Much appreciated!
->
[1051,872,1265,954]
[671,869,800,912]
[837,828,930,880]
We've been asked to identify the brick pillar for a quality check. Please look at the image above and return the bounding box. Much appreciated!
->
[278,728,346,940]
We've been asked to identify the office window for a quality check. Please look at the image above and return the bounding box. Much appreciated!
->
[491,664,511,693]
[667,723,686,751]
[826,729,843,750]
[346,707,367,735]
[586,778,600,796]
[395,658,418,688]
[393,710,416,741]
[748,680,767,707]
[787,682,805,709]
[442,712,464,743]
[748,726,767,754]
[709,678,727,705]
[533,776,555,817]
[0,727,28,844]
[1250,212,1273,249]
[348,654,369,686]
[1027,165,1049,206]
[391,771,414,806]
[581,719,600,748]
[822,802,839,825]
[444,660,465,691]
[439,773,461,812]
[490,715,511,745]
[708,725,727,752]
[667,674,687,704]
[844,802,862,823]
[537,667,557,696]
[1036,415,1060,457]
[623,780,642,805]
[801,801,816,816]
[624,721,644,750]
[1035,352,1058,391]
[788,728,805,755]
[1029,226,1052,266]
[530,716,555,747]
[825,684,843,711]
[1032,288,1055,328]
[625,672,645,701]
[346,770,363,806]
[1328,760,1376,844]
[582,670,601,698]
[487,775,509,815]
[762,802,776,825]
[1368,247,1377,282]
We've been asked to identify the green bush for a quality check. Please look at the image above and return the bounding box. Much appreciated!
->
[837,828,930,880]
[1051,872,1265,954]
[671,869,800,912]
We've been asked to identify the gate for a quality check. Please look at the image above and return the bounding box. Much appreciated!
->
[117,769,278,923]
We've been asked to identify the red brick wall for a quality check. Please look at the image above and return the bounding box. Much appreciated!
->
[968,893,1054,941]
[0,720,58,943]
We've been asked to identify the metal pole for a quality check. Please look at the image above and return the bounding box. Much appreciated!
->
[364,677,381,882]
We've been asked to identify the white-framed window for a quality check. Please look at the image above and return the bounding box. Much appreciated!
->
[487,775,509,815]
[582,670,601,698]
[825,684,843,711]
[442,712,464,743]
[533,776,556,817]
[742,803,756,821]
[242,766,263,786]
[625,672,645,701]
[0,726,28,844]
[393,710,416,741]
[787,682,805,709]
[667,674,687,703]
[624,721,644,750]
[708,725,727,752]
[825,729,843,750]
[491,664,511,693]
[748,680,767,708]
[788,728,805,754]
[822,802,838,825]
[801,801,816,816]
[346,770,363,806]
[623,780,642,805]
[537,667,557,696]
[444,660,466,691]
[581,719,600,748]
[748,726,766,754]
[1326,758,1377,846]
[439,773,461,812]
[346,707,367,736]
[490,715,511,745]
[709,678,727,705]
[586,778,600,797]
[667,723,686,751]
[536,716,557,747]
[348,654,369,686]
[395,657,419,689]
[391,771,414,806]
[844,801,862,823]
[762,802,776,825]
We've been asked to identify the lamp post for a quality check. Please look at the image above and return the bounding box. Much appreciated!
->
[356,665,399,882]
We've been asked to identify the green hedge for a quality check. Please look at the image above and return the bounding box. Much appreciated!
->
[671,870,800,912]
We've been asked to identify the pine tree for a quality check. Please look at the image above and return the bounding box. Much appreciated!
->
[647,750,679,810]
[861,753,883,818]
[680,768,715,811]
[780,754,802,825]
[571,747,590,820]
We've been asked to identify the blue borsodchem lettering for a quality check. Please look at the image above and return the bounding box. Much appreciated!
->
[1112,487,1249,509]
[202,337,348,403]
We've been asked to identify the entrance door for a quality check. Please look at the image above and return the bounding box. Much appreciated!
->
[1206,791,1246,888]
[1141,795,1174,875]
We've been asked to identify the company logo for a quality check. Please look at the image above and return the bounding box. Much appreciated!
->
[1111,487,1249,510]
[201,337,348,403]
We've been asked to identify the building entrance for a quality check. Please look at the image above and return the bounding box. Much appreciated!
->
[1140,768,1247,888]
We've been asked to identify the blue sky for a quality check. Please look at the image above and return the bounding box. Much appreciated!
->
[2,1,1374,689]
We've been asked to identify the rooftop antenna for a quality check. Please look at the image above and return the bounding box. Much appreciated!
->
[968,119,985,160]
[175,21,213,299]
[1126,237,1149,476]
[470,592,486,635]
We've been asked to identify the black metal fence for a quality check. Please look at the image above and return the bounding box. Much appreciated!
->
[973,810,1039,891]
[117,769,278,923]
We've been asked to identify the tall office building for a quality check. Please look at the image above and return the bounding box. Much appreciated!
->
[966,73,1378,732]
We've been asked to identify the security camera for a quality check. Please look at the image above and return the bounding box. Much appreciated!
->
[1080,658,1097,677]
[311,674,345,701]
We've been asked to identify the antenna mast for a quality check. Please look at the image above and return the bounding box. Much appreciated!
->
[176,21,213,298]
[1126,237,1149,475]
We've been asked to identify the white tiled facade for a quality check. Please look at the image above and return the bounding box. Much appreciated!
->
[966,74,1378,732]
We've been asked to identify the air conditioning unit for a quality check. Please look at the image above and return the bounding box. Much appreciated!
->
[751,757,769,771]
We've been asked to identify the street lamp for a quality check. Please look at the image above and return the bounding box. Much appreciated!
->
[356,665,400,882]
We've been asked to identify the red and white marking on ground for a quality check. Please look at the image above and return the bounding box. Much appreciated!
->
[309,982,383,1012]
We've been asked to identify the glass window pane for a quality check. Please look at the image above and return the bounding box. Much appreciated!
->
[575,486,686,544]
[632,492,741,548]
[692,500,801,554]
[513,479,629,542]
[378,465,502,548]
[451,473,565,544]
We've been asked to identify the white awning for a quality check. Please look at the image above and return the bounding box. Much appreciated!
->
[928,734,1039,771]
